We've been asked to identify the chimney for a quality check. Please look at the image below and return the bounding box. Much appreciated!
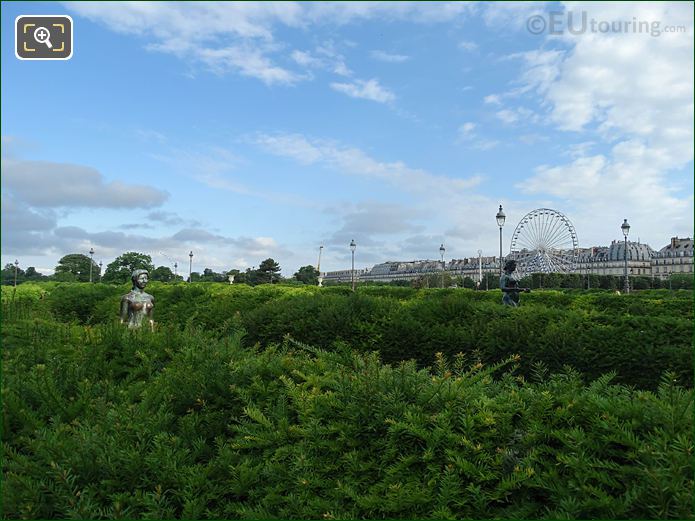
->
[671,237,677,248]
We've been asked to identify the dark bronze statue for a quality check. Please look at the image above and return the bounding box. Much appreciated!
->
[120,269,154,330]
[500,260,530,306]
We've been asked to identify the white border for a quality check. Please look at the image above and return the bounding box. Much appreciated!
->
[15,15,73,60]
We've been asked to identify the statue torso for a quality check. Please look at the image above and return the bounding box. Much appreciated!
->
[123,290,154,328]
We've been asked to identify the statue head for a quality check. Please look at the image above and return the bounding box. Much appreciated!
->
[503,259,517,274]
[131,269,149,290]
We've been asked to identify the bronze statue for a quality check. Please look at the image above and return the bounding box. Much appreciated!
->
[500,260,530,306]
[120,269,154,330]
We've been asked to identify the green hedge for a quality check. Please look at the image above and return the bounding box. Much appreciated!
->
[3,283,692,390]
[3,322,692,519]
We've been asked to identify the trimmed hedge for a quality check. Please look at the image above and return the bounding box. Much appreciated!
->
[2,322,692,519]
[2,283,692,390]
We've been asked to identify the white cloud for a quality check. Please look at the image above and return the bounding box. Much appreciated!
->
[246,131,502,267]
[459,40,478,51]
[333,61,352,76]
[513,2,694,244]
[304,2,476,25]
[495,109,519,124]
[494,107,538,125]
[370,50,410,63]
[65,2,476,85]
[481,2,549,31]
[330,78,396,103]
[66,2,306,85]
[458,122,476,139]
[484,94,501,105]
[456,122,499,151]
[291,49,323,68]
[472,139,500,151]
[291,46,352,76]
[197,45,306,85]
[2,158,168,209]
[253,132,482,195]
[326,201,427,248]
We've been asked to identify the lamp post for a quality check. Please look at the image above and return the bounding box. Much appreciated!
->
[496,205,506,277]
[439,243,446,288]
[188,251,193,283]
[89,247,95,282]
[668,269,672,290]
[98,261,103,282]
[478,249,482,290]
[587,258,591,290]
[13,259,19,288]
[350,239,356,292]
[621,219,630,293]
[317,245,324,286]
[174,262,178,280]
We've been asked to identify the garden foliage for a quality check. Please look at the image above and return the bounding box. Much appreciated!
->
[2,283,693,519]
[4,283,690,390]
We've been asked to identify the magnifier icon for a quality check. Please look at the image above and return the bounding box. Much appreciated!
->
[33,26,53,49]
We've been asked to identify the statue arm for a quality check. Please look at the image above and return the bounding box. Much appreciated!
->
[148,295,155,331]
[120,296,129,323]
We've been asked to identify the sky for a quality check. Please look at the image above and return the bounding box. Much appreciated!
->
[2,1,693,276]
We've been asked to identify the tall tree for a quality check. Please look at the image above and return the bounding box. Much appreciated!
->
[294,265,319,285]
[102,252,154,284]
[24,267,46,281]
[200,268,227,282]
[150,266,175,282]
[257,258,281,284]
[54,254,99,282]
[1,264,25,285]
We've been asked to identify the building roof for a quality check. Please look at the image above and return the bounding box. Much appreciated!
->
[607,240,655,261]
[657,237,693,256]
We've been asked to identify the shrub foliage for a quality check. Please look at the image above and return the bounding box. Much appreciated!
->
[2,283,693,519]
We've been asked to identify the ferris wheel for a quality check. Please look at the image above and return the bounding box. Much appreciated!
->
[509,208,579,275]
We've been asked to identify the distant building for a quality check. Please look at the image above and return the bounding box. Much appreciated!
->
[448,256,500,281]
[652,237,693,279]
[321,268,369,283]
[321,236,692,284]
[577,240,654,277]
[359,260,444,283]
[323,257,500,284]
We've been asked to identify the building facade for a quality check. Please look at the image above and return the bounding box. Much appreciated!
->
[320,268,369,283]
[448,256,500,281]
[652,237,693,279]
[321,236,692,284]
[577,240,654,277]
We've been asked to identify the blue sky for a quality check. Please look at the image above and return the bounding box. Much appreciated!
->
[2,2,693,275]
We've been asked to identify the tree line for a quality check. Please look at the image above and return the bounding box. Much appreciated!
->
[3,251,691,290]
[2,252,321,286]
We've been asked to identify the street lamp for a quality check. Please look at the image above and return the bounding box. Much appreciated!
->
[13,259,19,288]
[350,239,356,291]
[496,204,506,277]
[174,262,178,280]
[188,251,193,283]
[89,247,95,282]
[478,249,483,290]
[98,261,103,282]
[621,219,630,293]
[317,245,324,286]
[439,243,446,288]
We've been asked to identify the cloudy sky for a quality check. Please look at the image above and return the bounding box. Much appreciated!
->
[2,1,693,275]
